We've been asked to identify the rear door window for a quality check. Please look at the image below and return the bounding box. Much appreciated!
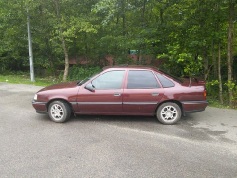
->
[127,70,160,89]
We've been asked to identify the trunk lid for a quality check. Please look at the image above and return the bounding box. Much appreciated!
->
[181,77,206,87]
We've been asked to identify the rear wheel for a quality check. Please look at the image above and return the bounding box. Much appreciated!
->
[48,101,71,123]
[156,102,181,125]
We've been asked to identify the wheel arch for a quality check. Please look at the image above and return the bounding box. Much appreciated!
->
[46,98,73,113]
[155,100,183,116]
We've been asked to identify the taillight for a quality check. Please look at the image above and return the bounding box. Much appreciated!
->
[204,90,207,98]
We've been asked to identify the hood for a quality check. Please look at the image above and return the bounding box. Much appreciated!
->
[39,81,79,92]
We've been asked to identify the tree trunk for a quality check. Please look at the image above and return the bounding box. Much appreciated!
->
[121,0,126,36]
[203,49,208,81]
[54,0,69,82]
[138,49,142,64]
[218,43,223,104]
[62,37,69,81]
[138,0,147,65]
[211,40,217,78]
[227,0,235,106]
[160,8,164,24]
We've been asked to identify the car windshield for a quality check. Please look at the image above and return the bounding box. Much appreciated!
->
[77,72,100,86]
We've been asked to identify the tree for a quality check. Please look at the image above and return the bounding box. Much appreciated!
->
[0,0,237,107]
[227,0,235,106]
[53,0,69,82]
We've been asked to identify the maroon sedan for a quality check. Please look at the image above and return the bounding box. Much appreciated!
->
[32,66,208,124]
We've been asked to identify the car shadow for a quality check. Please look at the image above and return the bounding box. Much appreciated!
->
[71,114,158,124]
[35,112,193,126]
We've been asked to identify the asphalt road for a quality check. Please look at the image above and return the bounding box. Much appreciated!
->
[0,83,237,178]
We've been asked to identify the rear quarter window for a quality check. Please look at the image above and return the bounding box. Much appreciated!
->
[156,73,175,88]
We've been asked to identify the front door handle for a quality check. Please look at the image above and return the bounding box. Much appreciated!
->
[114,93,121,97]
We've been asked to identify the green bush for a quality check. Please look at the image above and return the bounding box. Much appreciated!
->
[206,80,219,98]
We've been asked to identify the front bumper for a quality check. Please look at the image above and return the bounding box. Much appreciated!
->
[32,100,47,113]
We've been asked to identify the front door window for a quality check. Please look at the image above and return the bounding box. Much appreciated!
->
[92,70,125,90]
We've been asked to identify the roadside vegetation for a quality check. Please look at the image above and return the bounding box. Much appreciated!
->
[0,0,236,108]
[0,66,101,86]
[0,69,235,109]
[0,73,57,86]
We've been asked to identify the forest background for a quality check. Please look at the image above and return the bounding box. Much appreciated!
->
[0,0,236,107]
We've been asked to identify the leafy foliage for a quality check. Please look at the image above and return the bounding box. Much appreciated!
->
[68,66,101,81]
[0,0,236,107]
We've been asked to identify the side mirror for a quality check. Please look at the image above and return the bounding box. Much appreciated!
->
[85,83,95,92]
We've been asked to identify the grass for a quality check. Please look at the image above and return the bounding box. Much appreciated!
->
[207,98,230,109]
[0,74,61,87]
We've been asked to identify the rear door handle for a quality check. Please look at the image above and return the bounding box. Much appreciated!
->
[114,93,121,97]
[151,93,159,96]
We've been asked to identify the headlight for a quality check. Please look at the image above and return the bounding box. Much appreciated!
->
[33,94,38,101]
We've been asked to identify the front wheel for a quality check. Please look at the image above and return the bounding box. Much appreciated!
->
[48,101,71,123]
[156,102,181,125]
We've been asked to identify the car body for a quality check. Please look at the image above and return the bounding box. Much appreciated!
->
[32,65,208,124]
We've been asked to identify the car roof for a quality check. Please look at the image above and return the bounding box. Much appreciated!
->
[103,65,159,71]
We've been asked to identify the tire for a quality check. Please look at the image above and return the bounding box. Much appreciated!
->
[48,101,71,123]
[156,102,181,125]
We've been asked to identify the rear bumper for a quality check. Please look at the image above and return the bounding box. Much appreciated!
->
[32,100,47,113]
[181,100,208,114]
